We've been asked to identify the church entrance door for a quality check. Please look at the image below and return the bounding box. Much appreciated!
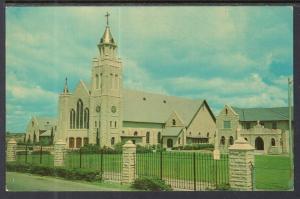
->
[167,139,173,148]
[255,137,264,150]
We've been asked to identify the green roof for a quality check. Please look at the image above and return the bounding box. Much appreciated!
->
[231,107,294,122]
[123,89,204,125]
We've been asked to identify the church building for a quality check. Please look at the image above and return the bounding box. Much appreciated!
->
[55,16,217,149]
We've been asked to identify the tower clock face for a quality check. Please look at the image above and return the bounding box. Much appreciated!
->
[111,106,117,113]
[96,105,101,112]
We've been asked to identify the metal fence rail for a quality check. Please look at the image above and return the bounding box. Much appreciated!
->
[136,151,229,191]
[64,149,122,182]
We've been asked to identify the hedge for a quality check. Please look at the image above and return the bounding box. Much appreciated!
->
[131,176,172,191]
[6,162,101,182]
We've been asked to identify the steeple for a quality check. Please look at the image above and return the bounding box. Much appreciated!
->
[63,77,69,93]
[98,12,117,58]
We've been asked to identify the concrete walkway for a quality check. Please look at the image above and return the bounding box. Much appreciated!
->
[6,172,133,191]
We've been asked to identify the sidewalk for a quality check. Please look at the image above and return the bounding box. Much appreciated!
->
[6,172,135,191]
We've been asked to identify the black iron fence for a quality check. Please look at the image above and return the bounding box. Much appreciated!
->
[136,151,229,191]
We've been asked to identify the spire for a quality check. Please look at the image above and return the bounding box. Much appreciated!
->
[63,77,69,93]
[100,12,115,45]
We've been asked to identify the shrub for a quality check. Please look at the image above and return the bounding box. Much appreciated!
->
[216,183,230,190]
[131,177,172,191]
[136,145,153,153]
[6,162,102,182]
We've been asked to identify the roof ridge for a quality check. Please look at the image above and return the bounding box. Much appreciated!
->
[123,88,203,102]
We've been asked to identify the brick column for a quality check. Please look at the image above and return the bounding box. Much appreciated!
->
[229,137,255,191]
[54,139,65,167]
[7,139,17,162]
[122,140,136,184]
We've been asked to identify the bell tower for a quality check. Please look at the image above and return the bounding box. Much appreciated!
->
[89,13,123,147]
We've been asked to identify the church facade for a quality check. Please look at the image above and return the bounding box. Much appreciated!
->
[55,21,217,149]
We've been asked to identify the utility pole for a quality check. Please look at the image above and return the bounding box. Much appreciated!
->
[288,77,293,190]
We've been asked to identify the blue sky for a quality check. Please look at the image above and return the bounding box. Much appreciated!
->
[6,6,293,132]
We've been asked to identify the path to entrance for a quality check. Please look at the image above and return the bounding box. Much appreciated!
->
[6,172,134,191]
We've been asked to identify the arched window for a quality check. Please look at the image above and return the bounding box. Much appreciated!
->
[157,132,161,144]
[207,132,209,138]
[70,109,75,129]
[115,121,117,128]
[146,132,150,144]
[84,108,89,128]
[134,131,138,136]
[172,119,176,126]
[229,136,234,145]
[84,138,89,146]
[220,136,225,145]
[178,137,181,144]
[76,137,82,148]
[76,99,83,129]
[33,131,37,143]
[95,74,99,89]
[271,138,276,146]
[111,137,115,145]
[69,137,74,148]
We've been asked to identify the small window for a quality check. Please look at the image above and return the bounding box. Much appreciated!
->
[157,132,161,143]
[178,137,181,144]
[115,121,117,128]
[259,121,264,126]
[272,122,277,129]
[229,136,234,145]
[32,121,34,127]
[224,121,231,129]
[207,132,209,138]
[134,131,138,136]
[143,97,146,101]
[122,130,125,134]
[110,121,112,127]
[271,138,276,146]
[111,137,115,145]
[146,132,150,144]
[172,119,176,126]
[220,136,225,145]
[225,108,228,115]
[163,100,166,103]
[189,132,191,135]
[95,121,97,127]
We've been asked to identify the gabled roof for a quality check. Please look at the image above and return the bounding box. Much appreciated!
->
[122,89,204,125]
[162,127,183,137]
[231,107,294,122]
[34,117,57,131]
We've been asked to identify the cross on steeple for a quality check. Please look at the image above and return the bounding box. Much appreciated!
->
[105,12,110,26]
[63,77,69,93]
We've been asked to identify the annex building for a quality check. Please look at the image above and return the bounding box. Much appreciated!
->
[216,105,292,154]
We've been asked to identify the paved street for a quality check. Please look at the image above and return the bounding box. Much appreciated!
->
[6,172,132,191]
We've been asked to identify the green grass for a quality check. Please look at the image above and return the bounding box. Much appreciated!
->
[15,152,293,190]
[254,155,292,190]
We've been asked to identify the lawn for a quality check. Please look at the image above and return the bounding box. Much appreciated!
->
[254,155,292,190]
[15,152,293,190]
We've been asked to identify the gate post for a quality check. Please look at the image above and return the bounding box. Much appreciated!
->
[122,140,136,184]
[7,139,17,162]
[54,139,65,167]
[229,137,255,191]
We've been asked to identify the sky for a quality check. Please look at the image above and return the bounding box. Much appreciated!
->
[6,6,293,133]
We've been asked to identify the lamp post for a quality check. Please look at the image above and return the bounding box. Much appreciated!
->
[288,77,293,189]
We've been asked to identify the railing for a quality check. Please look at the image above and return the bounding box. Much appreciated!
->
[136,151,229,191]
